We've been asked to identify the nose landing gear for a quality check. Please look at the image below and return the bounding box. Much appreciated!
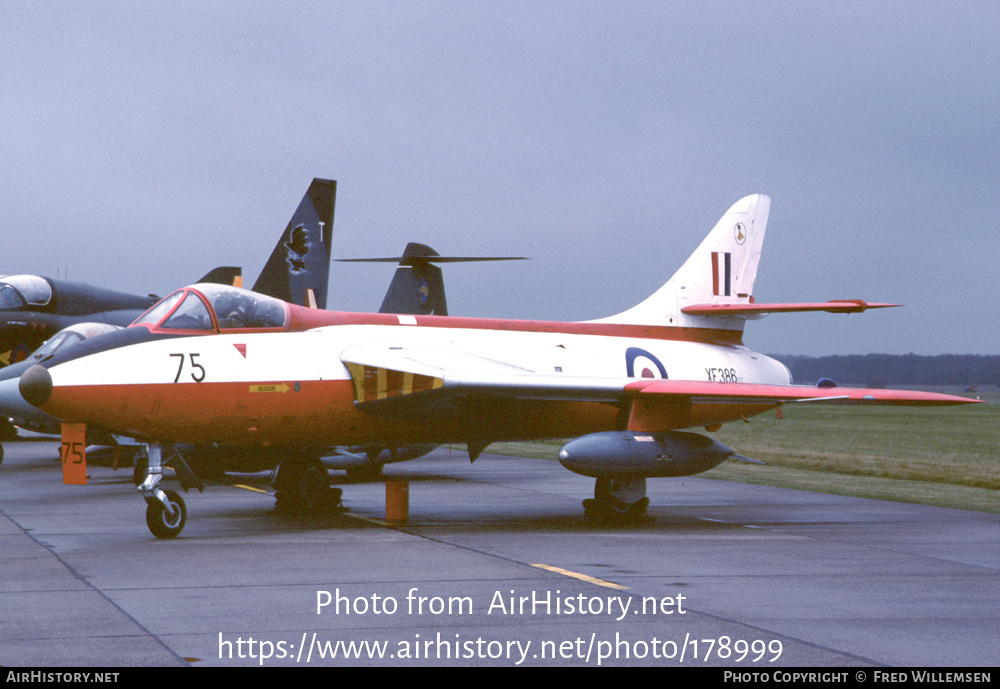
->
[136,444,201,539]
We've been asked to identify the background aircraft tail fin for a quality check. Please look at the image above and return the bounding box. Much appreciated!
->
[197,266,243,288]
[252,178,336,309]
[596,194,770,330]
[339,244,526,316]
[379,243,449,315]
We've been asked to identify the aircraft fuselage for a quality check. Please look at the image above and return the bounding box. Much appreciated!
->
[31,317,792,447]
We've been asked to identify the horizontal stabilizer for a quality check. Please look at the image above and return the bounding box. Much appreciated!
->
[682,300,900,316]
[339,256,527,264]
[337,241,526,265]
[339,242,526,317]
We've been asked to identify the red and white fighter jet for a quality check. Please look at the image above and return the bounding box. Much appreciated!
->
[19,194,978,537]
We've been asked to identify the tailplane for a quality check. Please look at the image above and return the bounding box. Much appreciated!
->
[252,179,336,309]
[339,244,526,316]
[597,194,771,329]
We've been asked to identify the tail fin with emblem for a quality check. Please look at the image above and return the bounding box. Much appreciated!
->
[596,194,898,330]
[252,179,336,309]
[596,194,770,330]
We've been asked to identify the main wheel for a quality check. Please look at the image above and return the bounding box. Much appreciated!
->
[585,478,651,524]
[145,490,187,539]
[298,463,330,511]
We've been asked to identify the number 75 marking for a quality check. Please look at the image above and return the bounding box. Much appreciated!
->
[60,441,84,465]
[170,353,206,383]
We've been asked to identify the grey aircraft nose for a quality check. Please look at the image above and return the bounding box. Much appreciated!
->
[18,364,53,409]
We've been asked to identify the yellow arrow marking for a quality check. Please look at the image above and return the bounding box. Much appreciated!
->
[249,383,289,393]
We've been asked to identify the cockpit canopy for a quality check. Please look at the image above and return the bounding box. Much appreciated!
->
[131,284,288,333]
[29,323,123,363]
[0,275,53,310]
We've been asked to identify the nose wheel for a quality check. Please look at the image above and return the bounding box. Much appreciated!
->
[145,489,187,539]
[137,444,196,539]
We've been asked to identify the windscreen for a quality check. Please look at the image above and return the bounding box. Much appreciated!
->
[131,290,184,327]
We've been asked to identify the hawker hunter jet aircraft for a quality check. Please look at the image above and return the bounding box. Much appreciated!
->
[0,239,520,477]
[17,194,978,538]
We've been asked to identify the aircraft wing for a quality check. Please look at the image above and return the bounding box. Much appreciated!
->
[341,344,627,418]
[681,300,900,316]
[623,379,976,406]
[341,344,979,422]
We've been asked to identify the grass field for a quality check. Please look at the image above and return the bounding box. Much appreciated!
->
[486,387,999,513]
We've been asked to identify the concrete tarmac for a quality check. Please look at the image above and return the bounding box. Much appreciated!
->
[1,440,997,667]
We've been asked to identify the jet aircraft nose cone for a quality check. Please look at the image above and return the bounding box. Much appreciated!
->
[19,365,53,409]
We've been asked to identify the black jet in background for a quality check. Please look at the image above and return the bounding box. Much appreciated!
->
[0,178,336,366]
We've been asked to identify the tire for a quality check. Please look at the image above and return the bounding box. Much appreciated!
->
[297,463,330,511]
[145,490,187,539]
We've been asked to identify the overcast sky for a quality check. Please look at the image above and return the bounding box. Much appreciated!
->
[2,2,997,356]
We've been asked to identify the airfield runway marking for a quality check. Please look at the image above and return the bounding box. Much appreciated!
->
[344,513,391,527]
[233,484,270,494]
[243,478,635,593]
[531,563,629,591]
[329,500,634,592]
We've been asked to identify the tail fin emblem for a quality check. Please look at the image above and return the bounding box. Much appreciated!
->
[284,225,311,274]
[734,222,746,245]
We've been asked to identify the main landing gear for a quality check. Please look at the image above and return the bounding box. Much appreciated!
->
[583,477,651,524]
[271,459,344,515]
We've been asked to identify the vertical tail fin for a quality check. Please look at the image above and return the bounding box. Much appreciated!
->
[378,243,449,316]
[252,179,336,309]
[597,194,770,329]
[196,266,243,287]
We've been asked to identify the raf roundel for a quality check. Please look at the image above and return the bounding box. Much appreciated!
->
[625,347,668,379]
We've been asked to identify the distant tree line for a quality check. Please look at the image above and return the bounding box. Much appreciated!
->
[770,354,1000,388]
